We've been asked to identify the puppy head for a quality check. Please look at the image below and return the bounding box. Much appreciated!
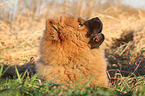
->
[44,15,104,48]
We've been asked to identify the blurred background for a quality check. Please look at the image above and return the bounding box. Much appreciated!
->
[0,0,145,77]
[0,0,145,20]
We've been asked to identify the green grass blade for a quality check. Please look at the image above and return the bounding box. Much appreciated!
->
[29,72,40,84]
[15,65,22,82]
[0,64,4,78]
[0,64,11,78]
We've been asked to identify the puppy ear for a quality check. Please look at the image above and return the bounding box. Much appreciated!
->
[44,19,60,41]
[46,19,58,30]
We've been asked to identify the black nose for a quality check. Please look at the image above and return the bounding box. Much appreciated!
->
[95,17,99,19]
[95,17,102,23]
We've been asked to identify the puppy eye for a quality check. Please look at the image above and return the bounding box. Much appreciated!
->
[78,23,84,28]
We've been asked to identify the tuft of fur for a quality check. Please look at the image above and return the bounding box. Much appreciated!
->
[36,15,108,87]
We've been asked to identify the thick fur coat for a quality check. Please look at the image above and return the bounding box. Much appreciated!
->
[36,15,108,87]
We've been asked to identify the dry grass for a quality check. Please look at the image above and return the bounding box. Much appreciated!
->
[0,0,145,83]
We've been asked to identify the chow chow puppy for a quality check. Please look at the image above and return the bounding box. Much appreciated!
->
[36,15,108,87]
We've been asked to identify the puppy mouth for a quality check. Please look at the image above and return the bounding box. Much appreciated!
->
[92,33,103,42]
